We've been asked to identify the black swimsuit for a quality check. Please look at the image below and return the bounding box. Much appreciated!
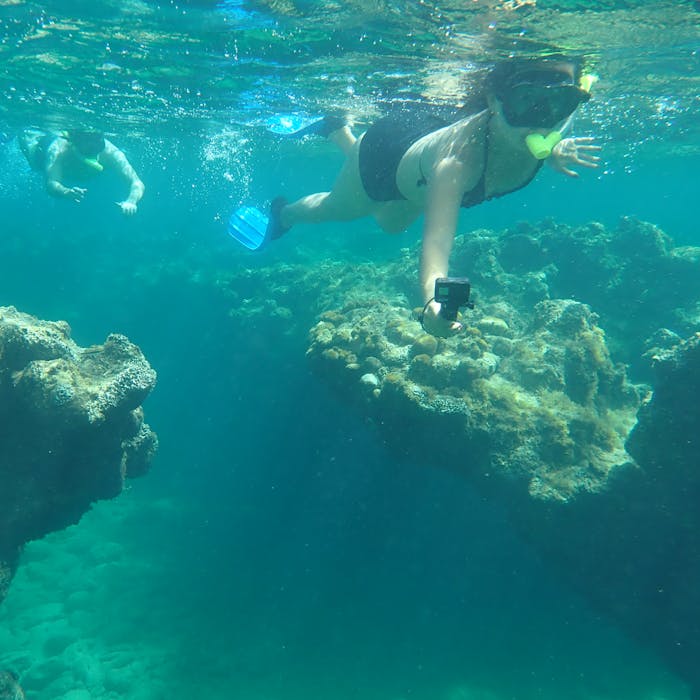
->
[358,108,542,208]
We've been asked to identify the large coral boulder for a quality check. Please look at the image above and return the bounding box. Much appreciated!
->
[301,219,700,696]
[212,217,700,694]
[621,333,700,693]
[0,307,157,603]
[308,297,639,502]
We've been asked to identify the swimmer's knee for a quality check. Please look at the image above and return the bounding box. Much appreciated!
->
[329,126,356,155]
[373,206,418,234]
[376,218,407,234]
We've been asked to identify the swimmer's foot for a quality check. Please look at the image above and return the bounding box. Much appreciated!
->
[266,196,290,240]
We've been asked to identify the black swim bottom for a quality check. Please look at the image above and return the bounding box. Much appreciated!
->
[358,110,447,202]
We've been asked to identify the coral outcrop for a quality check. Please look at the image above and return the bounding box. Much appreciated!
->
[0,307,157,604]
[619,333,700,694]
[308,297,639,502]
[215,217,700,695]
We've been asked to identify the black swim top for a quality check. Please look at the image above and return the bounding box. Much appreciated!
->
[358,107,543,207]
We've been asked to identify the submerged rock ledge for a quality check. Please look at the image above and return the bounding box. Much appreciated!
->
[0,306,157,604]
[218,216,700,695]
[308,296,640,503]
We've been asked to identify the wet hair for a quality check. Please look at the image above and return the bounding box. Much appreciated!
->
[65,130,106,157]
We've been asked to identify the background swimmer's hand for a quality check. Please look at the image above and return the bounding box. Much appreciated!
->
[116,200,138,216]
[549,137,601,178]
[66,186,87,203]
[421,300,463,338]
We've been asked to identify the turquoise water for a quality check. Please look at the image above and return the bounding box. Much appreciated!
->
[1,1,699,698]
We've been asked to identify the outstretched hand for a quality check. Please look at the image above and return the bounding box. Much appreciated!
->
[116,200,138,216]
[550,137,601,178]
[420,301,463,338]
[67,186,87,203]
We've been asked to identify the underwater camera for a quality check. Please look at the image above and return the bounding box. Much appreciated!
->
[435,277,475,321]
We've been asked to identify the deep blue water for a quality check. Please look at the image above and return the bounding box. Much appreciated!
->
[1,1,699,698]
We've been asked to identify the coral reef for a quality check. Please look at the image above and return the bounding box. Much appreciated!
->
[0,307,157,605]
[216,216,700,695]
[0,670,24,700]
[617,333,700,693]
[308,297,639,503]
[628,331,700,472]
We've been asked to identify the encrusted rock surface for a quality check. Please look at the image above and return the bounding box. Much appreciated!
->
[0,306,157,604]
[616,333,700,693]
[308,297,639,502]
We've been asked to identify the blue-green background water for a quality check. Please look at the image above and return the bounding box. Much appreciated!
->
[1,1,699,698]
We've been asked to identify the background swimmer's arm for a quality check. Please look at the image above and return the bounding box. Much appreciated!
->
[102,140,145,213]
[44,141,86,202]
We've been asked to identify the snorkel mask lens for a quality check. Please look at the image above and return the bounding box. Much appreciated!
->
[66,130,106,157]
[499,71,591,128]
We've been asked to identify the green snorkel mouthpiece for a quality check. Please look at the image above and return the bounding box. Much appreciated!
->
[83,157,104,172]
[525,131,562,160]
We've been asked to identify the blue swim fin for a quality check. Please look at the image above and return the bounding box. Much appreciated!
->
[265,114,321,135]
[227,205,270,251]
[265,114,347,139]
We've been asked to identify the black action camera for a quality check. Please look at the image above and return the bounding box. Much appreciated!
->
[435,277,475,321]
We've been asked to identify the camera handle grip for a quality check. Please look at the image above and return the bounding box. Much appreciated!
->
[438,303,459,322]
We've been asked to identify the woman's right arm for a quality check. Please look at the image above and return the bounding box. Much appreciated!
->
[419,155,468,337]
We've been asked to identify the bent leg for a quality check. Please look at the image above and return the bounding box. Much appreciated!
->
[328,125,356,156]
[372,200,422,234]
[280,138,373,228]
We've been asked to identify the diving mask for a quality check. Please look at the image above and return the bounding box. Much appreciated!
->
[499,69,592,129]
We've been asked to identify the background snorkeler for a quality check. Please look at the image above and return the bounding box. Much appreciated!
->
[19,128,145,216]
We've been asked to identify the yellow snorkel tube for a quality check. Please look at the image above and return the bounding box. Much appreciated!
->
[579,73,599,94]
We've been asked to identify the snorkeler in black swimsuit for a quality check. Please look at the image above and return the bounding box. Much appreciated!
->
[237,55,600,337]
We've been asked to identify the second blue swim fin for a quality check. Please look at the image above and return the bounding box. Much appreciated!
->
[227,205,270,251]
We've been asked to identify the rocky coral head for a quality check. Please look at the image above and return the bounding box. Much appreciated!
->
[307,294,639,504]
[0,670,24,700]
[0,307,158,609]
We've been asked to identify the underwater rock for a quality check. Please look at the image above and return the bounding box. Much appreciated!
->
[617,332,700,692]
[308,296,639,502]
[300,219,700,697]
[0,670,25,700]
[0,306,157,606]
[628,331,700,471]
[218,217,700,694]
